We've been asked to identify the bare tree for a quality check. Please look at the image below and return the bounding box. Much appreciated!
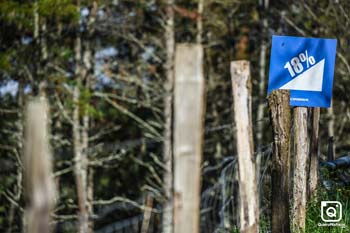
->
[163,0,175,232]
[72,2,97,232]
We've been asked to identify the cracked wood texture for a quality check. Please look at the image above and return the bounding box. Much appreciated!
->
[230,60,259,233]
[268,90,291,233]
[173,44,205,233]
[292,107,309,232]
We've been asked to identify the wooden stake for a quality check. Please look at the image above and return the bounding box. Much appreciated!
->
[268,90,291,233]
[292,107,309,231]
[173,44,205,233]
[230,60,259,233]
[308,107,320,198]
[24,98,56,233]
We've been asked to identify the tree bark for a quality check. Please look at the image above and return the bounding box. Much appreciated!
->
[73,10,91,232]
[73,70,89,233]
[173,44,205,233]
[163,0,175,232]
[292,107,309,232]
[230,60,259,233]
[268,90,291,233]
[73,2,97,232]
[308,107,320,199]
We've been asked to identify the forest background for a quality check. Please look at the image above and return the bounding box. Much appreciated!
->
[0,0,350,232]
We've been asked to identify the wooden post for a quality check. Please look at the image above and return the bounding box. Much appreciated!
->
[230,60,259,233]
[308,107,320,198]
[173,44,205,233]
[268,90,291,233]
[141,195,154,233]
[292,107,309,231]
[24,98,56,233]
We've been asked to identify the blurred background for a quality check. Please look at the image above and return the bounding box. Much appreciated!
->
[0,0,350,232]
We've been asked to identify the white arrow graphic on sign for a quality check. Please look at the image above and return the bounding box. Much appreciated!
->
[280,58,325,91]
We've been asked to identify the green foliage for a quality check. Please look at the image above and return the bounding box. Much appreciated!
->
[259,214,271,233]
[0,1,33,29]
[38,0,78,21]
[0,50,12,72]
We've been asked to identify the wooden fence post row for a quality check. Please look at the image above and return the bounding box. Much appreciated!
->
[268,92,320,232]
[230,60,259,233]
[24,98,56,233]
[173,44,205,233]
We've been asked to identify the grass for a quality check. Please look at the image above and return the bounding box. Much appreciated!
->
[231,167,350,232]
[305,169,350,232]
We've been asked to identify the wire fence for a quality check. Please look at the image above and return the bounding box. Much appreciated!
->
[91,145,274,233]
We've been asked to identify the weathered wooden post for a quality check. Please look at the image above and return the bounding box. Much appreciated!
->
[292,107,309,231]
[173,44,205,233]
[268,90,291,233]
[230,60,259,233]
[24,98,56,233]
[141,195,154,233]
[308,107,320,199]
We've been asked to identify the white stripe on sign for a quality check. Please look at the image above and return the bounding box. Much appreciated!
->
[280,58,325,92]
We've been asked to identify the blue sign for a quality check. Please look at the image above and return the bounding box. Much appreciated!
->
[268,35,337,107]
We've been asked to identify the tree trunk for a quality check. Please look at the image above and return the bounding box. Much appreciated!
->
[327,104,334,138]
[327,105,336,158]
[268,90,291,233]
[196,0,204,44]
[163,0,175,232]
[308,107,320,199]
[73,77,89,233]
[256,16,268,187]
[292,107,309,232]
[73,2,97,232]
[230,60,259,233]
[73,20,91,233]
[24,98,56,233]
[173,44,205,233]
[327,137,335,162]
[256,6,268,148]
